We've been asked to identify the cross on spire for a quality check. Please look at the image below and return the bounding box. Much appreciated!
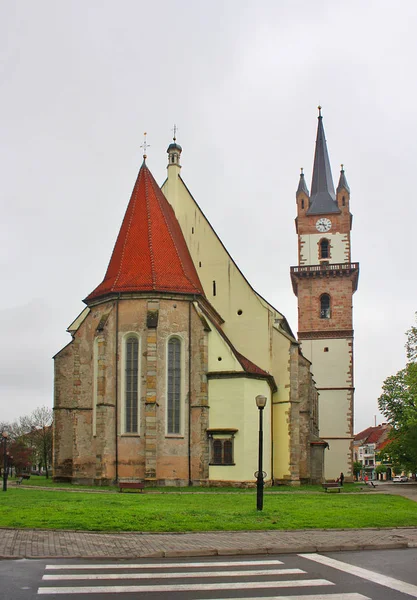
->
[141,132,150,159]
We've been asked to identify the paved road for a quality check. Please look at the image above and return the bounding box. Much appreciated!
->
[1,549,417,599]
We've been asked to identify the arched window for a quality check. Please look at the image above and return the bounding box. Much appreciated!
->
[320,294,331,319]
[167,337,181,434]
[125,336,139,433]
[320,238,330,259]
[301,199,305,209]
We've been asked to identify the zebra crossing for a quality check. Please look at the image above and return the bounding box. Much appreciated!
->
[36,557,372,598]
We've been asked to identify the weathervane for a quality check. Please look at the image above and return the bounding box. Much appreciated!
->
[141,132,150,159]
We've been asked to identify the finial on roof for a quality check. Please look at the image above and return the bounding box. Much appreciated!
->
[341,163,344,171]
[140,132,150,160]
[318,105,322,118]
[300,167,304,175]
[172,124,178,141]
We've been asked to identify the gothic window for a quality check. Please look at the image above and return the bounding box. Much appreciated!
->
[320,294,331,319]
[320,238,330,259]
[301,199,305,209]
[342,196,346,206]
[125,336,139,433]
[167,337,181,434]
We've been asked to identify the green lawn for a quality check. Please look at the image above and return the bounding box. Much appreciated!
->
[16,476,362,493]
[0,487,416,532]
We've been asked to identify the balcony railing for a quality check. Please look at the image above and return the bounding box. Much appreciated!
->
[291,262,359,275]
[290,262,359,294]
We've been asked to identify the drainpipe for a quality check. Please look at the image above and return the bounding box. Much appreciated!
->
[115,294,120,483]
[188,301,192,486]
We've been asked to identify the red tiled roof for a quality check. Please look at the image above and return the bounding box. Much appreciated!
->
[235,351,271,378]
[354,424,391,445]
[85,161,204,302]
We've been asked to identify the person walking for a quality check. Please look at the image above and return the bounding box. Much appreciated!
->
[339,472,344,486]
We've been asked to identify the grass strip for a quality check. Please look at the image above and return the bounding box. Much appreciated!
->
[0,488,416,532]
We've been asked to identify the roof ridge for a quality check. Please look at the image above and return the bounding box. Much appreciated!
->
[144,166,157,290]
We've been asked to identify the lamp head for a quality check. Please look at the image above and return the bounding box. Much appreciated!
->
[255,394,267,409]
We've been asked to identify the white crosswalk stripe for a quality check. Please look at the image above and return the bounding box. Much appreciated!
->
[38,579,334,595]
[44,559,285,570]
[37,557,372,598]
[214,596,370,600]
[43,568,305,580]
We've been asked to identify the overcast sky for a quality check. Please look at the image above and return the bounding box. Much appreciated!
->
[1,1,416,433]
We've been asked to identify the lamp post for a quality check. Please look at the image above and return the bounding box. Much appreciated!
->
[2,431,8,492]
[255,394,267,511]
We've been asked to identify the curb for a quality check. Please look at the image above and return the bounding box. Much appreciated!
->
[0,541,412,561]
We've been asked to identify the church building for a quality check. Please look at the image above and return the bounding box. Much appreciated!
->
[53,110,354,486]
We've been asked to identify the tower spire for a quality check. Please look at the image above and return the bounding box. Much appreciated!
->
[337,163,350,194]
[307,107,340,215]
[297,167,310,196]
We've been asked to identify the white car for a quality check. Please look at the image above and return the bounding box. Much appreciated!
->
[393,475,408,482]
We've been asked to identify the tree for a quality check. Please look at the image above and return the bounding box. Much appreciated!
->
[22,406,53,478]
[353,461,362,481]
[378,315,417,474]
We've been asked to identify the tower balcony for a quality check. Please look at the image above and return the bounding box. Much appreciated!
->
[290,262,359,295]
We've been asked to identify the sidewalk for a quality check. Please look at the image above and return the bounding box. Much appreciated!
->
[1,526,417,559]
[1,483,416,560]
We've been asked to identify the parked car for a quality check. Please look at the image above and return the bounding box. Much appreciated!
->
[393,475,408,482]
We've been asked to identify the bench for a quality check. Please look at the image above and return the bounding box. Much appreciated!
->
[118,481,145,493]
[322,481,342,493]
[16,474,31,485]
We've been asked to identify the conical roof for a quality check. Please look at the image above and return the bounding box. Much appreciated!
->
[307,109,340,215]
[337,166,350,194]
[297,169,309,196]
[85,161,204,302]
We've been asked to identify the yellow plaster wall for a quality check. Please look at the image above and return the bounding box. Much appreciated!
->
[208,378,271,482]
[318,390,351,437]
[302,339,351,388]
[300,233,348,265]
[207,325,244,373]
[323,438,351,481]
[162,175,270,369]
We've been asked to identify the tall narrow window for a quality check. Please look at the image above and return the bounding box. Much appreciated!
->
[125,336,139,433]
[301,199,305,209]
[320,239,329,259]
[213,440,222,464]
[320,294,331,319]
[167,337,181,434]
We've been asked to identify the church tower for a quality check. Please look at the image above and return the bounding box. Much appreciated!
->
[290,108,359,480]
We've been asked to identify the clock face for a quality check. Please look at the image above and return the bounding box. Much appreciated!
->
[316,218,332,233]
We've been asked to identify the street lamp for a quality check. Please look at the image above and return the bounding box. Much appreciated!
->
[2,431,9,492]
[255,394,267,511]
